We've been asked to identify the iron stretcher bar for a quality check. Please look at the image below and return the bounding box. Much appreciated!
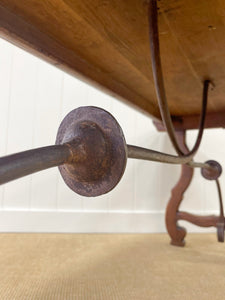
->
[0,141,210,186]
[0,144,72,185]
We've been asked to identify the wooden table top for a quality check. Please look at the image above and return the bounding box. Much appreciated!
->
[0,0,225,126]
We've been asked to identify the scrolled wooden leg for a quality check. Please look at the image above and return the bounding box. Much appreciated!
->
[165,130,193,246]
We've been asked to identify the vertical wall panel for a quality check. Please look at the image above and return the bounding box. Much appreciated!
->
[134,113,161,211]
[0,38,224,232]
[109,100,136,211]
[0,39,14,207]
[30,62,63,210]
[3,47,38,209]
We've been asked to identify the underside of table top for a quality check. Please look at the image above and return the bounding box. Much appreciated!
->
[0,0,225,128]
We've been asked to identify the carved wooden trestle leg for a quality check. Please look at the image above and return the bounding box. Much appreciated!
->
[165,130,193,246]
[165,130,224,246]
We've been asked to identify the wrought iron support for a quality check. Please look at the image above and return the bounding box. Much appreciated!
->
[0,0,222,247]
[165,131,224,246]
[0,106,216,195]
[165,131,193,247]
[0,105,223,244]
[148,0,224,245]
[148,0,211,158]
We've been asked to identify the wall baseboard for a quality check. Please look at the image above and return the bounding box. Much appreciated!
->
[0,210,217,233]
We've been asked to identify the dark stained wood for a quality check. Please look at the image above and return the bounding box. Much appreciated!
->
[165,130,193,246]
[177,211,225,243]
[166,130,224,246]
[0,0,225,120]
[154,110,225,131]
[177,212,218,228]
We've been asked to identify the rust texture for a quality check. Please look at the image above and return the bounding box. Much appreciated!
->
[56,106,127,197]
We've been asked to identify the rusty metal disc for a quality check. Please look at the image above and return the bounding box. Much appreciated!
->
[56,106,127,197]
[201,160,222,180]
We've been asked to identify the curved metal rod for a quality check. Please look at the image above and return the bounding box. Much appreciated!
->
[0,142,212,186]
[216,179,224,219]
[148,0,209,159]
[0,144,72,185]
[127,144,209,168]
[216,179,225,242]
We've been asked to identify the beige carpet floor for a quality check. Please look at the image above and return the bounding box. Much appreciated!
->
[0,233,224,299]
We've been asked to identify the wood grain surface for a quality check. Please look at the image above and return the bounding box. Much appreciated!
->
[0,0,225,120]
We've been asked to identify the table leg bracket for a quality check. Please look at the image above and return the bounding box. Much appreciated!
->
[165,130,224,246]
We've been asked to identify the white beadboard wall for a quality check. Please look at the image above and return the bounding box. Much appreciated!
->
[0,38,224,233]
